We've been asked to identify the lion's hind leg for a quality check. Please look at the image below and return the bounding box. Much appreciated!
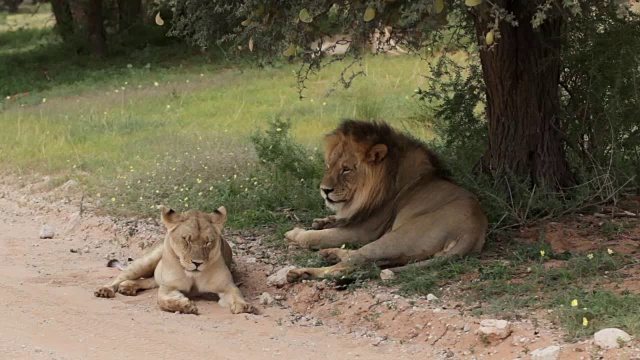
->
[94,245,162,298]
[286,263,349,283]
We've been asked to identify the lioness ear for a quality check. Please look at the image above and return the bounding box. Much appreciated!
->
[158,205,179,228]
[211,206,227,226]
[366,144,388,164]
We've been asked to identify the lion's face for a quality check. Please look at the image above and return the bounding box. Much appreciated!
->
[320,134,388,216]
[158,205,227,274]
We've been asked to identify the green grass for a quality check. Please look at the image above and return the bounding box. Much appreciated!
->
[378,239,640,341]
[0,9,440,230]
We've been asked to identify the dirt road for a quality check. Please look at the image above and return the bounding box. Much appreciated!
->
[0,182,435,360]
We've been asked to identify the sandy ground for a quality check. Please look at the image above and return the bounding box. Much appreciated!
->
[1,177,639,360]
[0,180,430,360]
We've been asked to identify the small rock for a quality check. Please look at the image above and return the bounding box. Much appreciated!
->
[463,325,471,332]
[427,293,439,301]
[478,319,512,342]
[530,345,561,360]
[267,266,297,288]
[61,180,78,192]
[39,224,55,239]
[259,292,274,305]
[65,212,81,234]
[380,269,395,281]
[594,328,631,349]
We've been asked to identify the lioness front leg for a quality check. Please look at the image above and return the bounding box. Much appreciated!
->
[157,286,198,315]
[218,286,255,314]
[203,268,254,314]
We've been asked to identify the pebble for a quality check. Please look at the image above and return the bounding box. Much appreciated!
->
[594,328,631,349]
[39,224,55,239]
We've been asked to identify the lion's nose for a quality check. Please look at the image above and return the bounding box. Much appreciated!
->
[191,260,203,269]
[321,187,334,196]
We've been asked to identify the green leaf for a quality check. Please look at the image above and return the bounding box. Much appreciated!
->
[435,0,445,14]
[363,7,376,22]
[241,19,252,26]
[282,43,296,57]
[299,9,313,23]
[485,30,494,45]
[465,0,482,6]
[254,4,265,17]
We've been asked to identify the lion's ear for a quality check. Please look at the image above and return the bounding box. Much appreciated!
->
[158,205,179,228]
[211,206,227,226]
[366,144,388,164]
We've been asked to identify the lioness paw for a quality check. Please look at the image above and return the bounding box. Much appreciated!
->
[94,286,116,298]
[117,281,138,296]
[284,227,307,248]
[178,300,199,315]
[230,301,255,315]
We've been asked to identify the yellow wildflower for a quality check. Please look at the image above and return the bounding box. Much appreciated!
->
[571,299,578,307]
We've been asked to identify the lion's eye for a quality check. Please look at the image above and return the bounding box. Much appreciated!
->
[340,167,351,175]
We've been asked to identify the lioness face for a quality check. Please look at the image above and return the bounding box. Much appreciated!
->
[158,205,227,273]
[320,135,388,213]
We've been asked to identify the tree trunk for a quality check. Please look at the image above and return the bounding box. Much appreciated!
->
[4,0,22,13]
[116,0,141,32]
[474,1,574,189]
[87,0,107,58]
[50,0,75,42]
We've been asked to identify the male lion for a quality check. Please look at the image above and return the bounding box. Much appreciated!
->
[94,205,254,315]
[285,120,487,282]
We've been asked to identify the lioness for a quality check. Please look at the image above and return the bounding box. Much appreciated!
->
[285,120,487,282]
[94,205,254,315]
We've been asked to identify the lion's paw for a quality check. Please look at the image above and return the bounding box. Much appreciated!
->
[284,227,307,248]
[94,286,116,298]
[311,216,336,230]
[117,280,138,296]
[286,268,312,283]
[319,248,349,264]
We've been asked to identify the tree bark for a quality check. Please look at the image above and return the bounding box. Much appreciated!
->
[116,0,141,32]
[4,0,22,13]
[474,1,574,189]
[87,0,107,58]
[50,0,75,42]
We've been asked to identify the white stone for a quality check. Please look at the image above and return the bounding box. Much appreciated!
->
[39,224,55,239]
[380,269,395,281]
[427,293,439,301]
[478,319,512,341]
[259,292,274,305]
[594,328,631,349]
[530,345,561,360]
[266,266,297,287]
